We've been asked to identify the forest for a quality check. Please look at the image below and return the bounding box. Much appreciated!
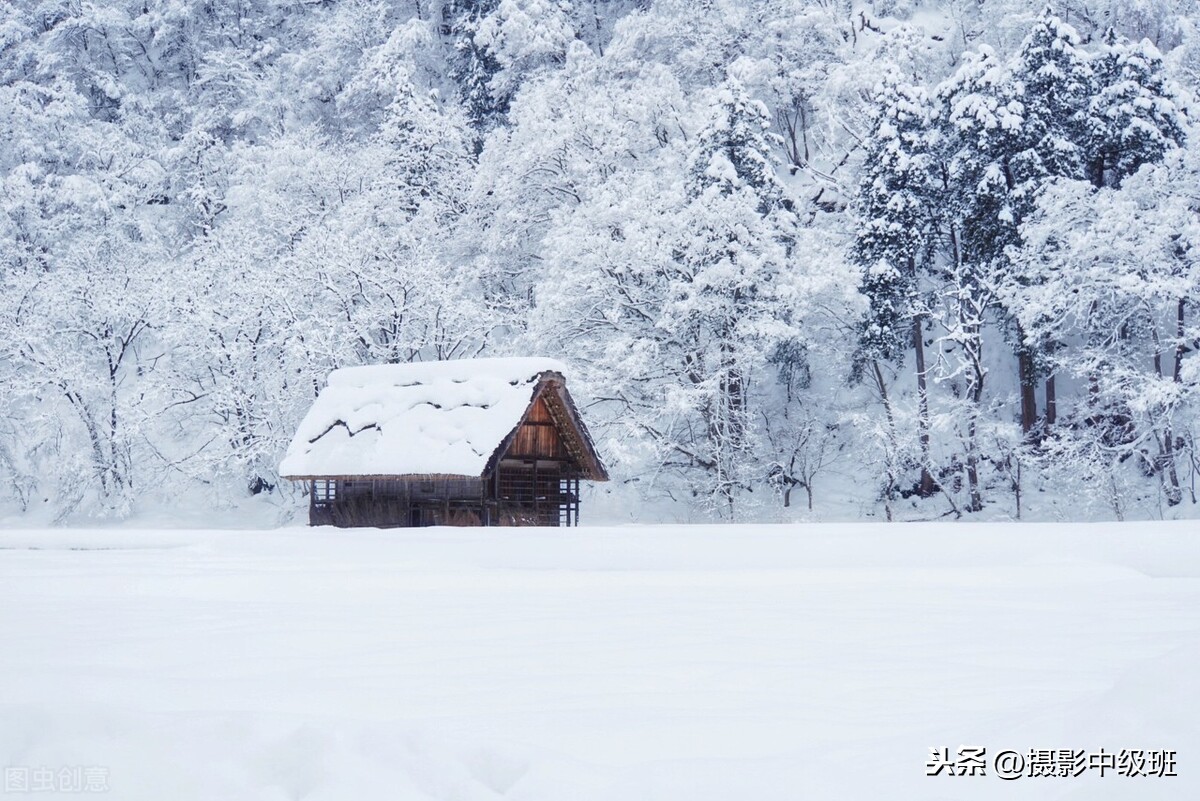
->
[2,0,1199,523]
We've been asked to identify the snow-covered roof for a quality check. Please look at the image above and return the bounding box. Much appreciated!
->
[279,357,570,478]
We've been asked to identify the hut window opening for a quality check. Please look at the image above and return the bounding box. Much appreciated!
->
[312,480,336,504]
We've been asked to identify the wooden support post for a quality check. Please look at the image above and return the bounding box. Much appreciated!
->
[532,458,539,522]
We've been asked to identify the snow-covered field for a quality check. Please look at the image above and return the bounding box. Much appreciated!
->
[2,522,1198,800]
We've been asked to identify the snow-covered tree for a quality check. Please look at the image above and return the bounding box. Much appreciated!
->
[1010,143,1199,509]
[446,0,510,144]
[851,79,941,499]
[476,0,577,100]
[1088,30,1188,188]
[664,79,801,509]
[3,0,1200,523]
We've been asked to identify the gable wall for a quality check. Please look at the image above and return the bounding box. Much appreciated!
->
[506,396,570,460]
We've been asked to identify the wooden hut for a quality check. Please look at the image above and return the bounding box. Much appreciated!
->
[279,358,609,527]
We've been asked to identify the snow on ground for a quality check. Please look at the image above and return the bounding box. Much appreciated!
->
[1,522,1198,800]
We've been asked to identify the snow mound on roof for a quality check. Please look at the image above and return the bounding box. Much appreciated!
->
[280,357,567,478]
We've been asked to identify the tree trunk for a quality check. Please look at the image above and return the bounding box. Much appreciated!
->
[1162,298,1187,505]
[870,359,898,521]
[1013,458,1021,520]
[1044,373,1056,429]
[946,223,984,512]
[965,385,984,513]
[1153,326,1181,505]
[965,432,982,512]
[1016,327,1037,437]
[963,300,984,513]
[1162,428,1182,506]
[912,314,936,497]
[1086,301,1102,406]
[1174,298,1186,385]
